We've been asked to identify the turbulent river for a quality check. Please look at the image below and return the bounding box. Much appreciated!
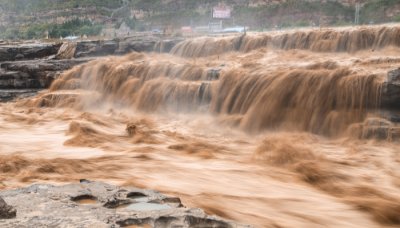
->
[1,25,400,227]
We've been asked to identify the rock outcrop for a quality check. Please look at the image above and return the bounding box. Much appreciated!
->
[0,89,39,102]
[74,37,183,57]
[56,42,77,60]
[0,181,249,227]
[0,197,16,219]
[0,43,61,62]
[382,68,400,109]
[0,58,94,89]
[75,40,119,58]
[117,37,183,54]
[0,36,183,63]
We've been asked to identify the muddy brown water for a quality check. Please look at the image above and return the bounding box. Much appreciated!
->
[1,26,400,227]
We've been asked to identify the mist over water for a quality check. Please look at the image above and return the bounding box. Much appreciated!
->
[1,26,400,227]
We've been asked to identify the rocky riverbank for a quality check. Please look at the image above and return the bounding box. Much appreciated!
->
[0,181,249,227]
[0,37,183,62]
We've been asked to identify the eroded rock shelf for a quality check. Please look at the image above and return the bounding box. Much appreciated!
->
[0,181,249,228]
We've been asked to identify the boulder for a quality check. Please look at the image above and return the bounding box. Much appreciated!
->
[56,42,77,59]
[0,197,16,219]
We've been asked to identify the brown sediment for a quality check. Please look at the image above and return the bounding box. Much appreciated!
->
[1,25,400,227]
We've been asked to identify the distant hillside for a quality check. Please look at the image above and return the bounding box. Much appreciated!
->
[0,0,399,40]
[0,0,124,12]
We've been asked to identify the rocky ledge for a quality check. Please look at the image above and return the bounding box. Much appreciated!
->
[0,58,94,90]
[0,43,61,62]
[0,36,184,101]
[0,36,183,62]
[382,67,400,109]
[0,181,249,228]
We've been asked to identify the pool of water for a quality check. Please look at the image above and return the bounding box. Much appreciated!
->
[124,202,171,211]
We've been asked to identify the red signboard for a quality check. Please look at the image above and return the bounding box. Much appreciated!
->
[213,5,231,19]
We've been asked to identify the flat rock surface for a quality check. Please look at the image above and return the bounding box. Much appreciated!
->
[0,181,249,228]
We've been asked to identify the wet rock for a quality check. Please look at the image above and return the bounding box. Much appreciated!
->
[74,37,183,56]
[0,43,61,61]
[79,179,92,184]
[0,58,94,89]
[126,123,137,136]
[117,37,183,54]
[15,54,24,60]
[103,198,132,209]
[116,37,158,54]
[353,118,400,140]
[362,118,393,140]
[0,197,16,219]
[381,68,400,109]
[206,69,221,81]
[0,71,31,89]
[0,181,249,227]
[56,42,77,60]
[75,40,118,58]
[0,89,39,102]
[380,110,400,123]
[387,68,400,83]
